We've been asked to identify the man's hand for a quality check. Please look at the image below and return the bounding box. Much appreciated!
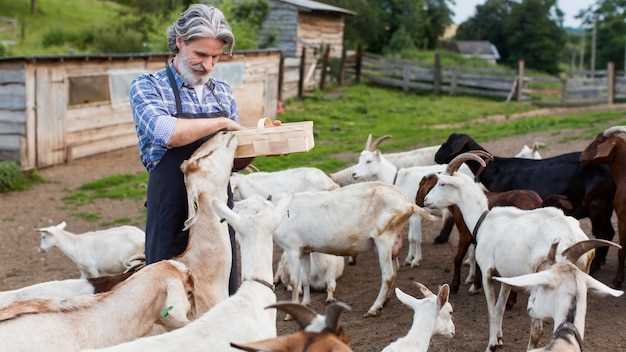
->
[221,118,242,131]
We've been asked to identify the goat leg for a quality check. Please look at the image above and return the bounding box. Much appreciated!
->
[433,213,455,244]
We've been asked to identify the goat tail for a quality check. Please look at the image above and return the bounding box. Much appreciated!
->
[414,206,439,222]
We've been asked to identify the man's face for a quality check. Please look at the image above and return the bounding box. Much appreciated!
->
[176,37,225,85]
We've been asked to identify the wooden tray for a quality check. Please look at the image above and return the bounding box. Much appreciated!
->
[233,121,315,158]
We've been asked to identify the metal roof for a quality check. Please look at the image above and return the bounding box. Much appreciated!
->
[451,41,500,60]
[0,49,281,64]
[277,0,356,15]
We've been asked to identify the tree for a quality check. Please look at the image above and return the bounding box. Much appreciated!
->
[455,0,513,60]
[578,0,626,70]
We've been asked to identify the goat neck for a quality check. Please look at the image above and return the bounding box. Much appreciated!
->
[239,222,275,291]
[47,229,81,265]
[400,302,439,350]
[453,177,490,237]
[379,155,400,185]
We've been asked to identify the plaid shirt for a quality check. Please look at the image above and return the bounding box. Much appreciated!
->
[129,65,239,171]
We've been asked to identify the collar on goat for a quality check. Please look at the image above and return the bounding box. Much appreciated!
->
[392,167,400,186]
[471,210,490,245]
[245,278,275,292]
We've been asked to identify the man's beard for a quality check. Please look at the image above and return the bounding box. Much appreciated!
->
[177,53,211,86]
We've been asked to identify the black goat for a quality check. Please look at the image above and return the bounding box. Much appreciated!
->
[433,133,616,273]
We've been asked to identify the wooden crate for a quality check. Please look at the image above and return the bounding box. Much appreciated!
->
[233,121,314,157]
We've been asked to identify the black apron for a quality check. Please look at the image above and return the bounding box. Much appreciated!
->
[145,65,239,294]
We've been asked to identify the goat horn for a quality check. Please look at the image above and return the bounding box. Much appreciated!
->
[470,149,494,161]
[324,301,351,333]
[603,126,626,137]
[369,135,392,151]
[364,134,373,151]
[266,302,317,330]
[446,152,486,175]
[413,281,435,297]
[562,239,622,264]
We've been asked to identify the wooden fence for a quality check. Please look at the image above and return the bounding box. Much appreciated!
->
[362,53,529,100]
[561,62,625,105]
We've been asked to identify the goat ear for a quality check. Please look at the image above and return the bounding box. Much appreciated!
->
[395,288,420,309]
[324,301,351,334]
[161,278,191,329]
[437,284,450,307]
[212,199,243,231]
[414,282,435,298]
[593,139,616,161]
[493,271,555,290]
[57,221,67,230]
[580,271,623,297]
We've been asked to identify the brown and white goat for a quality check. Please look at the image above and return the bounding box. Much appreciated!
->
[0,260,194,352]
[580,126,626,288]
[231,302,352,352]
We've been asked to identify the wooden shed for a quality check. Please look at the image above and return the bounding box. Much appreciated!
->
[0,49,281,169]
[259,0,355,58]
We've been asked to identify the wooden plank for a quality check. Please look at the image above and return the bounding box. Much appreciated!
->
[0,66,25,84]
[69,132,138,160]
[0,110,25,123]
[65,122,135,145]
[0,135,19,150]
[35,66,67,167]
[0,120,25,135]
[66,104,133,133]
[0,149,19,162]
[21,65,36,170]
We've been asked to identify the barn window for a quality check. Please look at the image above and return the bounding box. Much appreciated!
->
[109,69,145,106]
[68,75,111,106]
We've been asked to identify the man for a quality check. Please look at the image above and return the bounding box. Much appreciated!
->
[130,4,256,294]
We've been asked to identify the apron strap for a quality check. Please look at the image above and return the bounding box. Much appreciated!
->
[166,65,183,115]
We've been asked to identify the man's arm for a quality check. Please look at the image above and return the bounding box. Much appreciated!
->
[168,118,240,147]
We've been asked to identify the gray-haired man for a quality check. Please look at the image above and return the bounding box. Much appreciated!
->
[130,4,255,294]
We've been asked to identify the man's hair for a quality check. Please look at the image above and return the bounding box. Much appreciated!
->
[167,4,235,54]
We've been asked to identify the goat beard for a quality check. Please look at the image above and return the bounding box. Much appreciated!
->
[176,52,211,86]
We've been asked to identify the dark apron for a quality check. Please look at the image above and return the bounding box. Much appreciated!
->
[145,65,239,294]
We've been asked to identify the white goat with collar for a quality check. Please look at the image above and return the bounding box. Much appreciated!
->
[421,152,596,352]
[0,260,193,352]
[38,222,144,278]
[89,195,290,352]
[382,283,455,352]
[351,135,472,267]
[495,240,623,349]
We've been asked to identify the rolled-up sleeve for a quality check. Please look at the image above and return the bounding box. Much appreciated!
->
[129,76,176,147]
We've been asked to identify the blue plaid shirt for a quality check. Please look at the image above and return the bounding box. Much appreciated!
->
[129,65,239,171]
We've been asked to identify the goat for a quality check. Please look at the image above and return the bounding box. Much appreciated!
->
[231,167,339,201]
[231,302,352,352]
[272,181,421,317]
[528,322,583,352]
[351,136,471,267]
[86,195,289,352]
[580,126,626,288]
[329,134,439,186]
[37,222,144,278]
[382,283,454,352]
[179,131,239,315]
[0,279,95,310]
[515,142,544,159]
[0,260,194,352]
[434,133,615,274]
[275,251,345,303]
[495,240,623,349]
[421,152,600,352]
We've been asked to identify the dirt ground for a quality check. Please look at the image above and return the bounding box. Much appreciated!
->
[1,128,625,351]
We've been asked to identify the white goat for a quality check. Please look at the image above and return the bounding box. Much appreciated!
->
[515,142,544,159]
[274,251,345,303]
[272,181,425,317]
[528,322,583,352]
[351,136,472,267]
[0,260,193,352]
[421,152,596,352]
[330,134,440,186]
[494,240,623,349]
[88,195,289,352]
[0,279,95,309]
[231,167,339,201]
[382,283,454,352]
[37,222,144,278]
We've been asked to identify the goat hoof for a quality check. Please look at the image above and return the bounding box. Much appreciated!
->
[409,259,421,268]
[468,285,482,295]
[325,297,336,304]
[363,309,381,318]
[612,279,623,289]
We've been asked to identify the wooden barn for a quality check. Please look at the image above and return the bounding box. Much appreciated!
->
[0,49,281,170]
[259,0,355,58]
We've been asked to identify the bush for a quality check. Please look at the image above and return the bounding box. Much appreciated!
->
[0,161,43,193]
[93,25,145,53]
[0,43,6,57]
[42,28,67,47]
[384,26,416,55]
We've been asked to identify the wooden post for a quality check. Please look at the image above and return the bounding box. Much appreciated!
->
[278,51,284,102]
[608,62,615,104]
[338,46,346,86]
[320,45,331,90]
[298,47,306,99]
[560,76,567,105]
[355,44,363,84]
[433,51,442,95]
[516,59,525,101]
[402,65,410,92]
[450,69,457,96]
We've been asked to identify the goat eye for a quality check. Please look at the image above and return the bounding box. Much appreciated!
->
[366,160,372,164]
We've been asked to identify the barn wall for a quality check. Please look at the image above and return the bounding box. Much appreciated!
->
[297,12,344,58]
[259,0,299,57]
[0,64,26,163]
[1,51,279,169]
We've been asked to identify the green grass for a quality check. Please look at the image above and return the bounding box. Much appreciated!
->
[73,211,102,222]
[99,217,134,227]
[1,0,126,56]
[0,161,44,193]
[63,172,147,205]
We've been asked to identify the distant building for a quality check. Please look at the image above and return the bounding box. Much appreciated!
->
[444,40,501,64]
[440,24,458,40]
[259,0,355,58]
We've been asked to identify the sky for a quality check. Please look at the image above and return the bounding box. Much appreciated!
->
[453,0,594,28]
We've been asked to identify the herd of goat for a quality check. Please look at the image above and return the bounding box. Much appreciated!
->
[0,126,625,352]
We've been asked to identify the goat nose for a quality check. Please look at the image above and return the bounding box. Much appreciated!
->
[351,172,358,179]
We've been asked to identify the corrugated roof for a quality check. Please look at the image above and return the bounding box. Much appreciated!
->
[277,0,356,15]
[453,41,500,59]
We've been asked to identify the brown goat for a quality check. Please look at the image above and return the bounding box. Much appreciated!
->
[581,126,626,288]
[231,302,352,352]
[416,175,543,295]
